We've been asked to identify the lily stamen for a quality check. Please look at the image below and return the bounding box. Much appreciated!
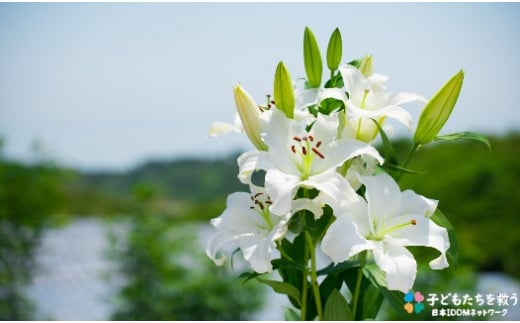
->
[372,219,417,240]
[312,147,325,159]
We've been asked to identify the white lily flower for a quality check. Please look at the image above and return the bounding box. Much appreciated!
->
[206,187,288,273]
[206,183,323,273]
[321,172,450,293]
[339,64,426,142]
[238,109,384,216]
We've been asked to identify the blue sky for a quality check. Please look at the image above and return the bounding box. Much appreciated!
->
[1,3,519,171]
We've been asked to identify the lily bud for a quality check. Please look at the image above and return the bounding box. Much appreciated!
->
[326,28,342,71]
[233,85,268,151]
[273,61,295,119]
[303,27,323,88]
[358,55,373,77]
[413,70,464,146]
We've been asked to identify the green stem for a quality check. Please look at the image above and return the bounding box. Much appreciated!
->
[397,143,418,181]
[306,232,323,320]
[300,243,309,321]
[351,251,367,319]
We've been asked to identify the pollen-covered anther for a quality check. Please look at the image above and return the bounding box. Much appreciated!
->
[308,135,314,142]
[411,219,417,225]
[291,145,296,154]
[312,147,325,159]
[293,136,302,142]
[302,146,307,155]
[316,141,322,148]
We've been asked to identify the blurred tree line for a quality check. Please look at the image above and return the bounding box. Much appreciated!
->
[0,133,518,320]
[0,139,65,319]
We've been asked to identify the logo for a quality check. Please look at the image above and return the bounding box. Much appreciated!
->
[404,290,425,314]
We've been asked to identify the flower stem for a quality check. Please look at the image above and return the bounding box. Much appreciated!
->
[397,143,418,181]
[300,240,309,320]
[351,251,367,319]
[305,232,323,321]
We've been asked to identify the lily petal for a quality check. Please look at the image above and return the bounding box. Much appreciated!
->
[265,168,300,216]
[385,215,450,270]
[321,215,374,264]
[360,173,402,227]
[239,233,280,273]
[237,150,273,185]
[312,138,384,175]
[292,198,324,219]
[400,190,438,218]
[206,230,238,266]
[373,243,417,293]
[386,92,427,106]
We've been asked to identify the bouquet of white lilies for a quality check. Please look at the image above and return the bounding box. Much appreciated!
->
[206,27,488,320]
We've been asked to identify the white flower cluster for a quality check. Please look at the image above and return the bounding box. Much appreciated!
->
[206,60,450,293]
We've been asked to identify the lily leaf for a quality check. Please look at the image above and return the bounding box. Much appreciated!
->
[317,260,359,276]
[238,271,262,283]
[371,118,398,166]
[274,61,295,118]
[319,97,344,115]
[383,163,427,176]
[257,277,301,306]
[435,131,491,150]
[303,27,323,88]
[323,289,354,321]
[326,28,342,71]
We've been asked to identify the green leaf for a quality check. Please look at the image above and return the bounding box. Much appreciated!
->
[274,61,295,118]
[347,58,362,68]
[317,260,359,276]
[303,27,323,88]
[323,289,353,320]
[257,278,302,306]
[371,118,398,166]
[271,258,307,273]
[318,97,344,115]
[326,28,342,71]
[414,70,464,145]
[435,131,491,150]
[284,308,301,321]
[238,271,262,282]
[383,163,427,176]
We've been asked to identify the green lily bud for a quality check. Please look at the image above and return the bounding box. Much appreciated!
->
[303,27,323,88]
[358,55,373,77]
[233,85,268,151]
[413,70,464,146]
[273,61,295,119]
[326,28,342,71]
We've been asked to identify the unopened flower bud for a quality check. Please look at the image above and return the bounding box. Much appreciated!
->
[233,85,268,151]
[414,70,464,146]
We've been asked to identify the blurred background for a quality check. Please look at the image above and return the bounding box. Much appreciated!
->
[0,2,519,320]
